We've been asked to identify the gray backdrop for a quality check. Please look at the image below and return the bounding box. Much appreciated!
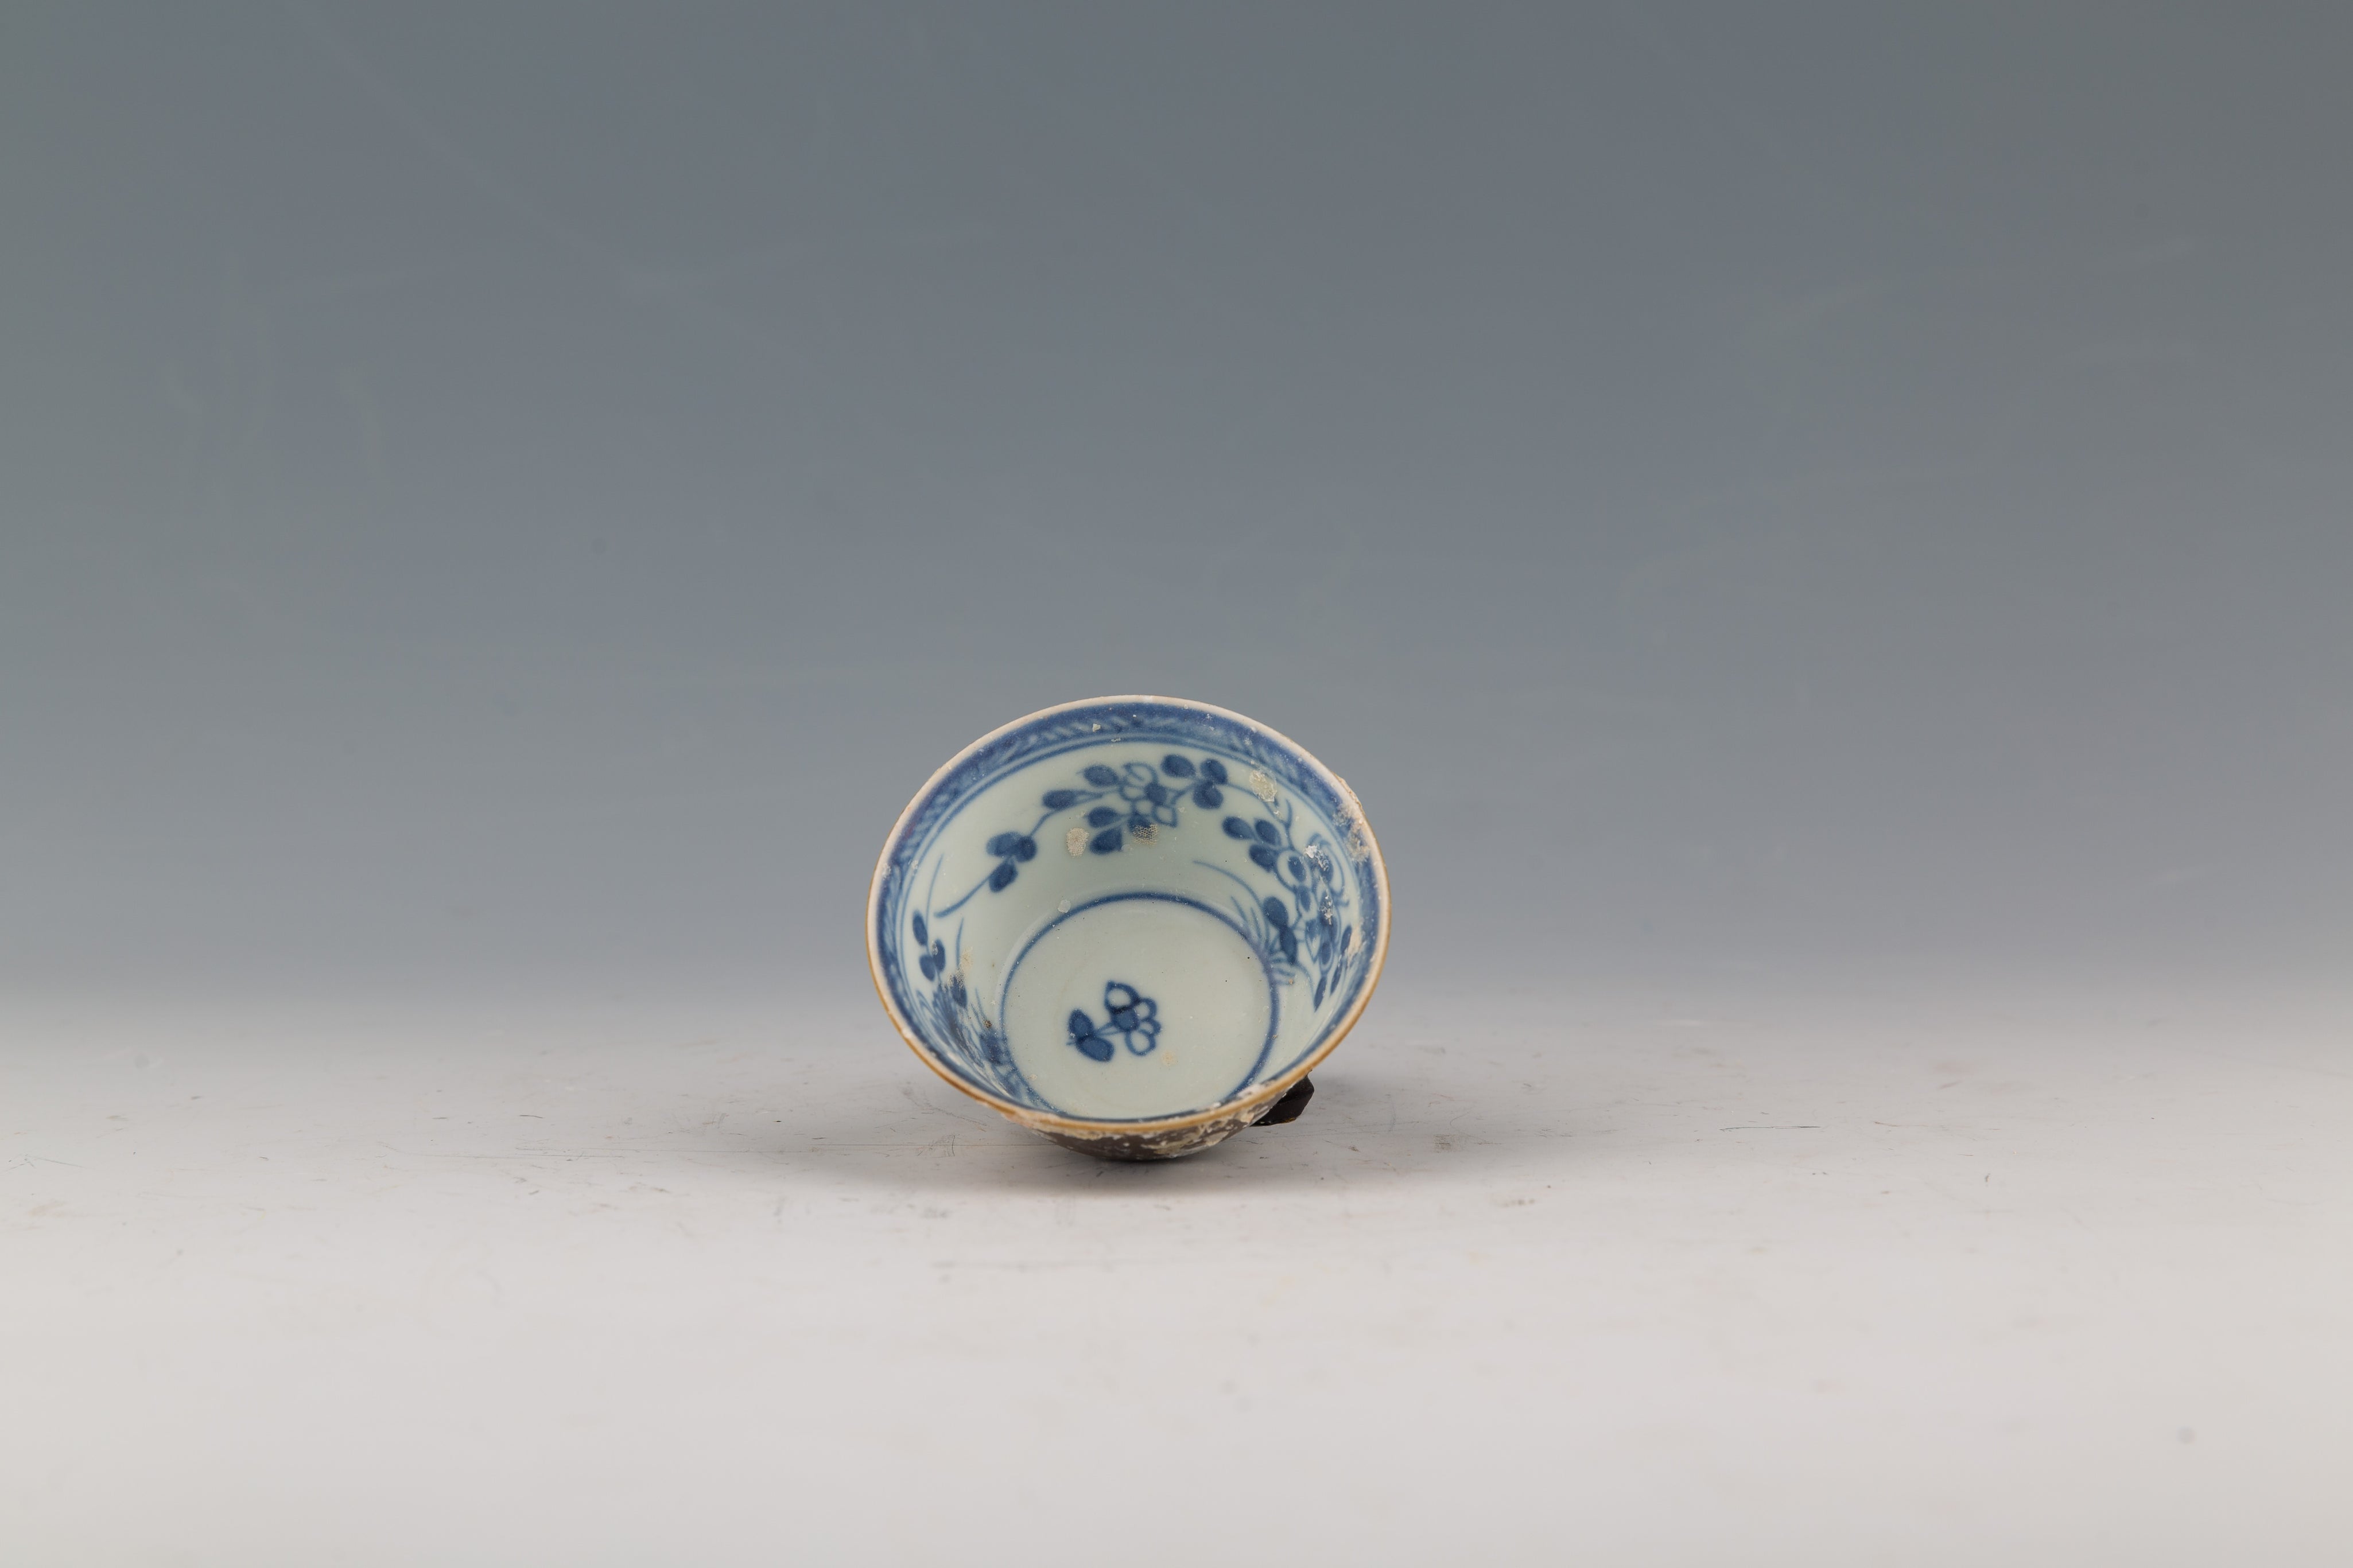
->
[6,2,2348,1009]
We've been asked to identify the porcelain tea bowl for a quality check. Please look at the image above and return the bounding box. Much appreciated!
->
[867,696,1388,1160]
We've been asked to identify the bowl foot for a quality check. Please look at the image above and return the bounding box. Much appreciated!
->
[1029,1076,1314,1161]
[1252,1075,1315,1126]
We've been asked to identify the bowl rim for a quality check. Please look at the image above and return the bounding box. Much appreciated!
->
[865,694,1391,1137]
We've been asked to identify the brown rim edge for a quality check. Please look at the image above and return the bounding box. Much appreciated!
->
[863,694,1392,1139]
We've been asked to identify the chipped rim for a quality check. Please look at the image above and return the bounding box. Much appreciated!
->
[865,694,1391,1141]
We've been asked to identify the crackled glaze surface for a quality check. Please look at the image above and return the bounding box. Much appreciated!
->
[868,697,1387,1158]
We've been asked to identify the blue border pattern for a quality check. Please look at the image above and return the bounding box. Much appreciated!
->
[874,700,1381,1120]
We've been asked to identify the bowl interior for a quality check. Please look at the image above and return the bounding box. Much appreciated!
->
[872,699,1384,1124]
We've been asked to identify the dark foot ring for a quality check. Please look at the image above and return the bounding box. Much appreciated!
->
[1254,1076,1314,1126]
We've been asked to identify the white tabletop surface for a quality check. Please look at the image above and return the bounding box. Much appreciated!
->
[7,981,2349,1566]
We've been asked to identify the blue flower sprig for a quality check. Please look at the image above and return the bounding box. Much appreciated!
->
[932,753,1231,915]
[1065,981,1161,1063]
[1210,799,1356,1007]
[1050,754,1230,856]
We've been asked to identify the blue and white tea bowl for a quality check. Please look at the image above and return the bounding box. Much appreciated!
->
[867,696,1389,1160]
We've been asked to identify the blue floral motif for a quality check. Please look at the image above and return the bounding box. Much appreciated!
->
[1066,982,1161,1062]
[899,910,1032,1104]
[933,831,1038,915]
[906,753,1228,1098]
[935,753,1230,913]
[1209,797,1357,1008]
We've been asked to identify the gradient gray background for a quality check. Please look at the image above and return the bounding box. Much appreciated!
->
[6,2,2349,1009]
